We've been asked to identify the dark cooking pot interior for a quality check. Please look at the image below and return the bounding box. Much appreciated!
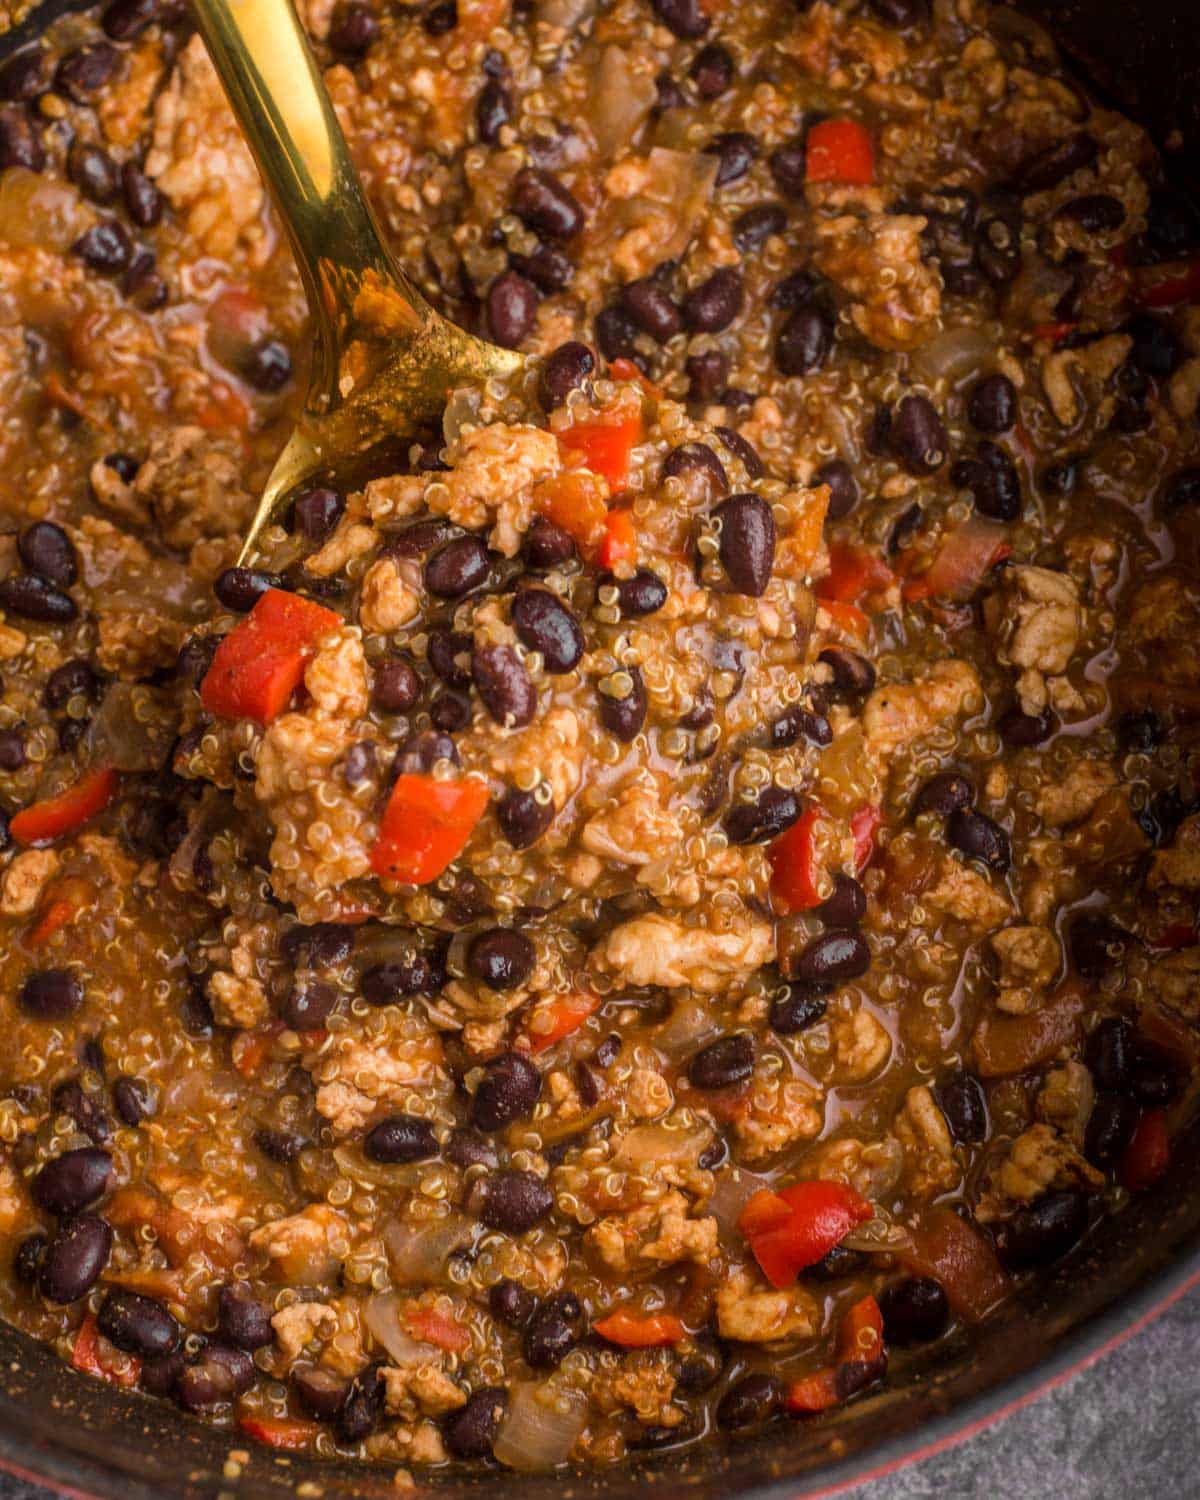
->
[0,0,1197,1495]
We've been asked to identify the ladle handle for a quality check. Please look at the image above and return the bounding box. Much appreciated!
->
[189,0,431,398]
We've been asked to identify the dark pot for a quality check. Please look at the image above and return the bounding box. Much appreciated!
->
[0,0,1197,1495]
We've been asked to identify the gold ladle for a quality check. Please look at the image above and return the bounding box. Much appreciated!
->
[190,0,526,563]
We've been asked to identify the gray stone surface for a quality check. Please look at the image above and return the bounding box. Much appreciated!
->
[0,1289,1196,1498]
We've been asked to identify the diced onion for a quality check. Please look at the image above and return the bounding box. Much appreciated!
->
[590,46,658,159]
[364,1292,437,1366]
[493,1383,588,1471]
[384,1213,473,1285]
[610,1123,710,1172]
[652,997,721,1057]
[910,326,995,390]
[705,1166,773,1244]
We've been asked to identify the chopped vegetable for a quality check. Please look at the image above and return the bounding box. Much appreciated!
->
[1119,1108,1169,1192]
[1132,256,1200,309]
[1029,321,1076,344]
[608,357,661,398]
[769,806,828,913]
[559,410,642,492]
[526,992,600,1053]
[819,542,895,604]
[820,598,870,639]
[200,588,341,725]
[592,1309,685,1347]
[738,1180,874,1288]
[28,898,79,949]
[11,767,118,846]
[533,470,609,554]
[973,986,1084,1077]
[370,773,489,884]
[899,1206,1009,1322]
[786,1296,885,1414]
[851,804,881,873]
[404,1304,471,1353]
[804,119,875,186]
[237,1414,321,1450]
[493,1382,588,1471]
[906,517,1011,604]
[597,508,637,570]
[71,1313,140,1388]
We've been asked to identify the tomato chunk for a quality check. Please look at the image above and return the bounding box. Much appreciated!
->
[559,412,642,492]
[899,1205,1009,1323]
[238,1414,321,1450]
[851,804,882,873]
[738,1180,873,1288]
[593,1309,685,1348]
[526,992,600,1053]
[786,1296,885,1414]
[370,773,489,884]
[1119,1108,1169,1192]
[769,807,827,913]
[1132,256,1200,309]
[533,470,609,554]
[11,767,118,846]
[819,542,894,604]
[404,1305,471,1353]
[71,1313,140,1388]
[805,119,875,185]
[201,589,341,725]
[909,517,1011,604]
[598,508,637,570]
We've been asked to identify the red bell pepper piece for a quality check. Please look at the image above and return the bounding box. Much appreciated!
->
[237,1414,321,1450]
[1119,1108,1169,1192]
[805,119,875,186]
[769,806,827,913]
[559,411,642,492]
[598,508,638,570]
[738,1181,874,1288]
[1030,321,1076,344]
[201,589,341,726]
[820,599,870,639]
[71,1313,141,1388]
[909,517,1011,604]
[1132,256,1200,309]
[819,543,894,605]
[786,1296,885,1415]
[898,1205,1009,1322]
[11,767,118,846]
[851,805,882,873]
[593,1309,685,1348]
[404,1305,471,1353]
[526,991,600,1053]
[608,357,661,398]
[370,772,489,884]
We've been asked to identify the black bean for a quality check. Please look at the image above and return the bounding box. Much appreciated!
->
[690,41,733,98]
[934,1071,987,1144]
[723,784,801,844]
[713,492,775,597]
[443,1387,507,1459]
[0,574,76,624]
[879,1277,949,1345]
[946,807,1011,871]
[428,692,468,732]
[367,660,419,719]
[682,267,743,334]
[768,137,807,199]
[362,952,444,1004]
[39,1213,112,1303]
[512,167,584,239]
[538,342,594,411]
[995,1189,1088,1269]
[598,664,647,742]
[472,1051,542,1135]
[791,929,871,986]
[816,874,867,928]
[0,49,46,102]
[0,729,26,772]
[424,629,470,690]
[56,43,120,101]
[102,0,159,39]
[1084,1090,1139,1167]
[176,1346,254,1411]
[1012,133,1098,195]
[774,304,835,377]
[254,1127,308,1164]
[20,523,78,591]
[294,1365,351,1420]
[681,349,725,405]
[476,75,511,144]
[803,1243,868,1282]
[496,786,555,850]
[214,566,279,613]
[480,1169,553,1232]
[688,1032,754,1091]
[512,589,584,673]
[523,515,577,570]
[73,219,134,277]
[953,440,1022,522]
[612,283,675,349]
[422,0,457,31]
[472,643,536,727]
[293,487,343,542]
[654,70,687,112]
[594,304,640,362]
[769,981,829,1035]
[813,459,858,520]
[717,1373,783,1429]
[1059,193,1125,234]
[0,107,43,173]
[33,1148,112,1216]
[509,241,575,293]
[604,568,668,619]
[819,645,876,700]
[98,1290,182,1358]
[468,931,536,993]
[715,425,764,478]
[364,1113,438,1164]
[998,703,1055,748]
[19,970,83,1020]
[67,142,118,204]
[1069,915,1130,981]
[51,1078,110,1145]
[385,517,461,559]
[705,131,756,188]
[1040,457,1078,497]
[523,1292,582,1368]
[867,0,925,23]
[489,1277,536,1328]
[445,1129,498,1171]
[329,0,379,51]
[1164,468,1200,510]
[137,1349,185,1398]
[337,1366,385,1442]
[218,1283,274,1350]
[238,337,291,392]
[487,270,538,349]
[14,1233,47,1285]
[45,658,100,711]
[674,1334,725,1393]
[975,201,1023,284]
[426,536,489,597]
[768,703,831,749]
[889,394,947,475]
[663,441,729,497]
[967,373,1017,435]
[914,771,974,819]
[732,203,787,255]
[652,0,708,37]
[281,980,339,1031]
